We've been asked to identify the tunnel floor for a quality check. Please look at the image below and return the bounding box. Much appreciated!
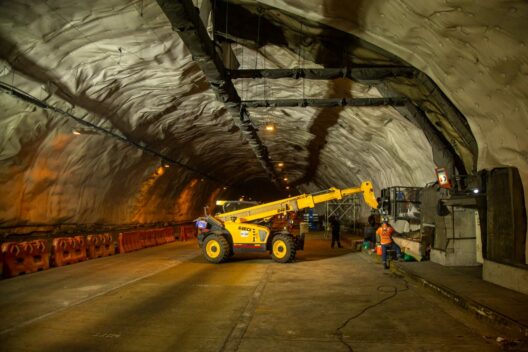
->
[0,235,509,351]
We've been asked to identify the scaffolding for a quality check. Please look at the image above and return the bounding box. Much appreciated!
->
[324,195,361,238]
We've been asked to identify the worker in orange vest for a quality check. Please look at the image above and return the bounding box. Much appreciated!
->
[376,220,401,269]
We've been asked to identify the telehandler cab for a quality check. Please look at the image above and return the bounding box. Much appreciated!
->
[195,181,378,263]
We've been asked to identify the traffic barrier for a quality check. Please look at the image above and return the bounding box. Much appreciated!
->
[71,236,87,263]
[27,240,50,272]
[53,237,87,266]
[118,227,177,254]
[164,227,175,243]
[179,225,195,241]
[144,231,156,248]
[53,237,72,266]
[139,231,148,248]
[0,228,176,279]
[87,234,116,259]
[101,234,115,256]
[155,229,167,245]
[87,234,103,259]
[1,240,50,278]
[118,231,142,253]
[2,242,28,277]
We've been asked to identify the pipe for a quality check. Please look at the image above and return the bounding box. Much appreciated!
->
[242,97,407,108]
[229,67,415,81]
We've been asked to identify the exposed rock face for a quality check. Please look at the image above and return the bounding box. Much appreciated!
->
[0,0,269,230]
[0,0,526,242]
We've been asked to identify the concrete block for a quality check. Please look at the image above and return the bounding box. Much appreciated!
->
[431,242,479,266]
[483,259,528,295]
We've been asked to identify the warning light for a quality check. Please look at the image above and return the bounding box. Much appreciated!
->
[435,167,451,189]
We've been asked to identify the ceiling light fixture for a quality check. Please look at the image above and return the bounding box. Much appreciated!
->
[277,162,284,168]
[72,130,81,135]
[283,177,288,181]
[265,123,275,132]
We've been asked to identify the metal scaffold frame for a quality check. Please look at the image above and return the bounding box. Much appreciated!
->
[324,196,360,238]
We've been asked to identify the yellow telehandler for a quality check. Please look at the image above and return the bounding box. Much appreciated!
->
[195,181,378,263]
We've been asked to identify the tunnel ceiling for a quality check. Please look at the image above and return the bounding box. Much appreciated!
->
[0,0,527,234]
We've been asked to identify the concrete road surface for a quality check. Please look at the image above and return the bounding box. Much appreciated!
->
[0,235,512,351]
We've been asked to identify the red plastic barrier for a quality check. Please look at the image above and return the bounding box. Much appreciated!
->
[102,234,115,256]
[87,234,116,259]
[118,231,142,253]
[179,225,195,241]
[2,242,27,277]
[117,228,176,254]
[71,236,87,263]
[118,233,128,253]
[87,234,104,259]
[27,240,50,272]
[164,227,175,243]
[1,240,50,278]
[53,237,87,266]
[144,231,156,248]
[53,238,70,266]
[155,229,166,245]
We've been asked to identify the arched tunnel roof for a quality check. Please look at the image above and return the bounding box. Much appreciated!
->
[0,0,527,233]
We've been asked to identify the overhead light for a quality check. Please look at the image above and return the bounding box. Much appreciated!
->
[265,123,275,132]
[286,186,290,190]
[277,162,284,168]
[473,189,479,194]
[223,186,227,190]
[200,178,205,182]
[283,177,288,181]
[163,163,170,168]
[72,130,81,135]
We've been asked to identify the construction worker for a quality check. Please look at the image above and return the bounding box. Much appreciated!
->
[376,220,401,269]
[330,216,343,248]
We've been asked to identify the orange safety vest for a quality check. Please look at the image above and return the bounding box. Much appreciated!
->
[376,226,394,245]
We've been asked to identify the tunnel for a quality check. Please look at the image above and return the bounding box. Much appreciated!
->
[1,0,527,350]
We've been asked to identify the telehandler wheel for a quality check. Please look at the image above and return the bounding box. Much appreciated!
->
[271,234,296,263]
[202,234,230,263]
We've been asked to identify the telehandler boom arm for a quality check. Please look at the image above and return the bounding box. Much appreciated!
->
[216,181,378,223]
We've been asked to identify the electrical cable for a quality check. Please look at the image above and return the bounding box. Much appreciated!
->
[255,9,262,101]
[335,278,410,351]
[0,80,227,185]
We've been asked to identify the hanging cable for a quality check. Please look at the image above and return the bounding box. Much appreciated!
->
[212,0,217,42]
[0,80,230,185]
[224,0,229,39]
[297,22,305,102]
[255,8,262,101]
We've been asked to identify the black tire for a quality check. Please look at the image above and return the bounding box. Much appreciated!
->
[202,234,230,263]
[271,234,296,263]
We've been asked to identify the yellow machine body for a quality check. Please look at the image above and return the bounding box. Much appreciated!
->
[224,222,271,251]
